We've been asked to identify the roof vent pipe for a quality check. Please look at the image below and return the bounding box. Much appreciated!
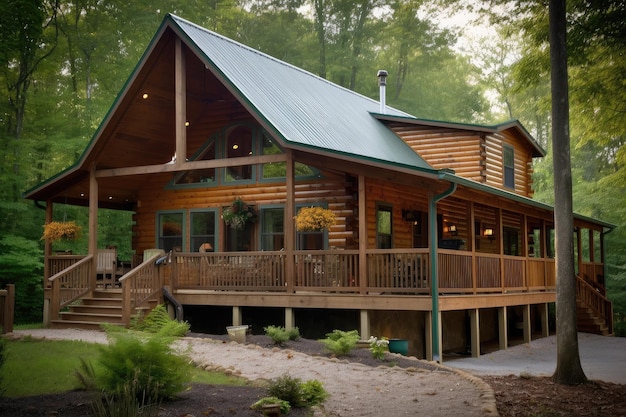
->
[377,70,388,114]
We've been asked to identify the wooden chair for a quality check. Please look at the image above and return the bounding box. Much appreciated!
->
[97,249,117,288]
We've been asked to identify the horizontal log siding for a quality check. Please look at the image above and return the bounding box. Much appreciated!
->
[390,125,484,182]
[133,170,353,255]
[484,132,533,197]
[365,178,429,249]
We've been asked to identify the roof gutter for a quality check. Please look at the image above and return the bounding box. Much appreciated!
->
[429,177,457,363]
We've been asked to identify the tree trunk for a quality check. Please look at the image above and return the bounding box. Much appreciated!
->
[549,0,587,385]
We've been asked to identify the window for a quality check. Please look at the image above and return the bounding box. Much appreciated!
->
[190,210,217,252]
[376,204,393,249]
[503,145,515,189]
[157,211,184,252]
[225,125,254,182]
[262,134,315,179]
[174,141,216,186]
[260,207,284,250]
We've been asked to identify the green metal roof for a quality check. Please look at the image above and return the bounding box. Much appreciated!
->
[168,14,435,173]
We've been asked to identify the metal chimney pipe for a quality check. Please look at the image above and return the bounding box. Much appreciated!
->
[377,70,388,114]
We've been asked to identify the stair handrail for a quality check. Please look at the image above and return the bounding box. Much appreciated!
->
[48,255,94,321]
[576,275,613,334]
[118,253,164,325]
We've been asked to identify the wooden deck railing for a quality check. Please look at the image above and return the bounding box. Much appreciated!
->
[577,275,613,334]
[166,249,558,295]
[119,253,164,325]
[48,255,93,321]
[1,284,15,334]
[46,255,86,282]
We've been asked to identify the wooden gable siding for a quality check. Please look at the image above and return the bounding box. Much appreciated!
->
[484,132,533,197]
[365,178,430,249]
[389,124,484,181]
[131,170,355,254]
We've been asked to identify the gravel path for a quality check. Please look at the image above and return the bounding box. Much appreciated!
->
[13,329,494,417]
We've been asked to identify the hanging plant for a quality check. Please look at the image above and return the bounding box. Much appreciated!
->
[294,206,336,232]
[41,221,83,242]
[222,198,257,230]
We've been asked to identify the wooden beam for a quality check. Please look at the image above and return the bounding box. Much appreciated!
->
[95,153,286,178]
[540,303,550,337]
[469,308,480,358]
[360,309,370,340]
[498,306,508,350]
[285,150,295,293]
[89,163,98,290]
[358,175,367,295]
[232,306,242,326]
[285,307,295,329]
[522,304,531,343]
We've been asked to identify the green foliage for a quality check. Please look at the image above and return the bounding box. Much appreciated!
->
[129,304,190,337]
[266,374,328,409]
[319,329,360,357]
[250,396,291,415]
[264,325,300,345]
[368,336,389,360]
[90,378,160,417]
[299,379,329,407]
[0,235,43,324]
[97,332,190,400]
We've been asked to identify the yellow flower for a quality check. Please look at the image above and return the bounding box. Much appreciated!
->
[294,207,336,231]
[42,221,82,242]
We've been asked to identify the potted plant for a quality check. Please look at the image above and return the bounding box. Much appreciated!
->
[294,206,336,231]
[41,221,82,242]
[222,198,257,230]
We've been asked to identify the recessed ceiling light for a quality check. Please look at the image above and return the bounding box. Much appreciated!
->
[142,93,149,99]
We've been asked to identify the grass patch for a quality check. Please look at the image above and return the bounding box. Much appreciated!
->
[1,337,246,398]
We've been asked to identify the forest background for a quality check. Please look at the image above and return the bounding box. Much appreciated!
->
[0,0,624,333]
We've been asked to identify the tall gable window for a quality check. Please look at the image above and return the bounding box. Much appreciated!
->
[225,125,254,182]
[503,145,515,189]
[376,203,393,249]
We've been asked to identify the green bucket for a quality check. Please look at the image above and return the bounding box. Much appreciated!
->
[388,339,409,355]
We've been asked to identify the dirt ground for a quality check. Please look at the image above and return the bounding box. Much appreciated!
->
[2,333,625,416]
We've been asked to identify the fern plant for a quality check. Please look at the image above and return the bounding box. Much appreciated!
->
[319,329,360,356]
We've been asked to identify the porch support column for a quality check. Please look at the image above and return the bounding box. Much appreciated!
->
[232,306,242,326]
[540,303,550,337]
[89,163,98,290]
[284,150,295,292]
[359,309,370,340]
[429,182,456,363]
[285,307,295,329]
[498,306,508,350]
[43,201,53,326]
[358,175,367,295]
[469,308,480,358]
[425,311,433,361]
[522,304,531,343]
[174,37,186,166]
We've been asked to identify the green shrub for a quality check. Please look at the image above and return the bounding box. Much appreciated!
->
[319,329,360,356]
[300,379,328,407]
[130,304,190,337]
[250,396,291,415]
[97,332,190,400]
[268,374,303,406]
[91,377,160,417]
[264,325,301,345]
[267,374,328,409]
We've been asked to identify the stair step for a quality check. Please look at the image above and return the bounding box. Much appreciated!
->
[82,298,123,306]
[59,312,123,323]
[50,320,124,331]
[70,305,122,315]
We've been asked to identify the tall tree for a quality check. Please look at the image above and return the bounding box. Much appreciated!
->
[549,0,587,385]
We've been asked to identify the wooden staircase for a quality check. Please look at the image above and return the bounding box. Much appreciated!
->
[577,300,611,336]
[51,289,125,330]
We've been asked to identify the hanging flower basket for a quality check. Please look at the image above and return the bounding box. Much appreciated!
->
[294,206,336,231]
[41,221,82,242]
[222,198,257,230]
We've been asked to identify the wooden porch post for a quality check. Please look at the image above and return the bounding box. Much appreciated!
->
[469,201,477,294]
[498,306,508,350]
[540,303,550,337]
[175,37,187,166]
[359,309,370,340]
[425,311,433,361]
[43,201,53,326]
[232,306,242,326]
[89,163,98,290]
[469,308,480,358]
[285,307,295,329]
[522,304,531,343]
[358,175,367,295]
[285,150,295,292]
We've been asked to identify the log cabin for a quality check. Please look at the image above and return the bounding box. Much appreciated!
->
[24,14,614,362]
